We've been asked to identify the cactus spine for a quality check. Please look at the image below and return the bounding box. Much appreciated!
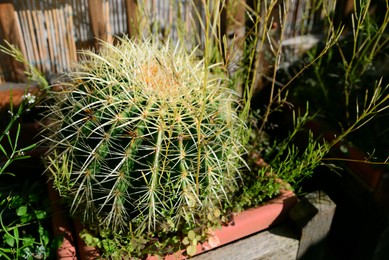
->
[44,38,246,234]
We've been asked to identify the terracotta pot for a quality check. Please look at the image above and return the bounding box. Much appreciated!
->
[47,181,78,260]
[73,220,101,260]
[47,181,103,260]
[147,189,298,260]
[65,189,296,259]
[0,83,41,110]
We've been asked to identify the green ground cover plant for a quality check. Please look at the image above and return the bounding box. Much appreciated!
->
[0,45,57,260]
[0,88,58,259]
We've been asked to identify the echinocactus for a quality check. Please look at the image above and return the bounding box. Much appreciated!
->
[43,37,246,235]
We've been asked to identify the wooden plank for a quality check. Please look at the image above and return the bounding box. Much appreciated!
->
[113,0,119,34]
[66,4,77,63]
[88,0,107,49]
[31,9,46,72]
[38,9,50,72]
[52,8,59,70]
[44,9,55,72]
[58,6,70,70]
[53,8,66,72]
[0,2,26,82]
[103,1,113,44]
[13,8,28,62]
[119,0,124,34]
[19,10,34,63]
[26,9,40,71]
[193,225,299,260]
[289,190,336,260]
[125,0,138,38]
[80,0,89,43]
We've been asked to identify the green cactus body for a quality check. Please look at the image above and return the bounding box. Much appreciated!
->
[44,38,246,234]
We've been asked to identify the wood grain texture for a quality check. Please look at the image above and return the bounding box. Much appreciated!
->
[193,225,298,260]
[0,2,26,82]
[88,0,107,48]
[125,0,138,37]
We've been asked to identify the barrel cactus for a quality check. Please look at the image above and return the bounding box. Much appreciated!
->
[43,38,246,234]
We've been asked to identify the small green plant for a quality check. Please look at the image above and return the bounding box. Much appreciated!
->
[0,92,54,259]
[0,180,58,260]
[0,43,57,260]
[0,92,36,176]
[287,0,389,164]
[0,40,48,176]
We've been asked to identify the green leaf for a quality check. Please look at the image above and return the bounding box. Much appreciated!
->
[4,233,15,247]
[20,214,32,223]
[0,144,7,156]
[182,237,190,245]
[28,193,39,202]
[13,226,19,241]
[187,230,196,240]
[81,232,96,246]
[35,210,47,220]
[38,226,50,246]
[213,208,221,218]
[22,236,35,247]
[0,249,13,260]
[14,124,21,149]
[13,155,30,161]
[16,206,27,216]
[19,143,36,152]
[12,196,24,207]
[186,244,197,256]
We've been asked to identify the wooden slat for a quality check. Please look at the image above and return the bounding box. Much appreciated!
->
[58,6,70,70]
[51,7,60,72]
[113,0,119,34]
[103,1,113,44]
[0,2,26,82]
[59,6,68,70]
[39,9,50,72]
[169,0,174,39]
[66,4,77,63]
[44,9,55,72]
[290,191,336,260]
[125,0,138,38]
[19,10,34,64]
[31,9,46,72]
[81,0,90,43]
[88,0,107,49]
[193,225,299,260]
[26,9,41,71]
[52,8,63,71]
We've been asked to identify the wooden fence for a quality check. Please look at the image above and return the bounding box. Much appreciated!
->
[1,0,137,83]
[0,0,354,84]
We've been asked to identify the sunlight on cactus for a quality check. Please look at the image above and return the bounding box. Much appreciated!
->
[43,37,247,234]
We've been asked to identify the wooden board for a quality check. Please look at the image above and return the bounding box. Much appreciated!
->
[193,225,299,260]
[0,2,26,82]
